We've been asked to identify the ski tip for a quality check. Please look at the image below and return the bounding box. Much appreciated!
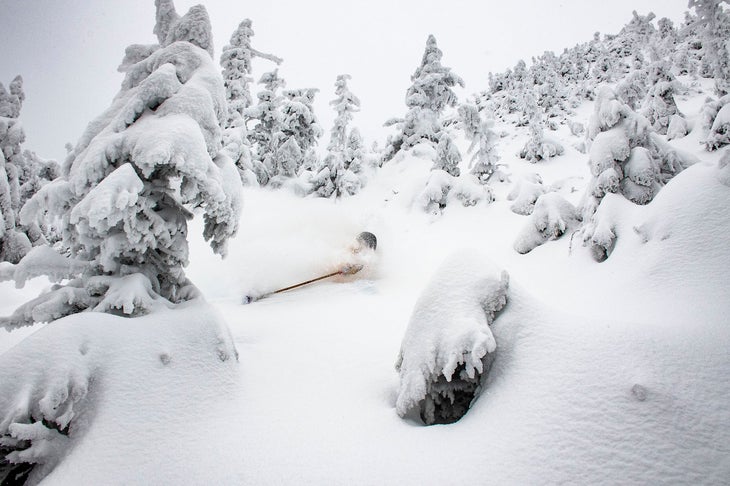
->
[356,231,377,251]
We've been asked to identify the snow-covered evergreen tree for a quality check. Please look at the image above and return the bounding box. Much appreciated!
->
[0,76,59,263]
[3,1,241,328]
[581,86,694,260]
[434,134,461,177]
[688,0,730,95]
[518,90,564,162]
[616,70,648,110]
[458,103,501,183]
[641,61,682,135]
[382,35,464,162]
[220,19,282,185]
[248,69,286,185]
[312,75,362,198]
[270,88,322,186]
[328,74,360,153]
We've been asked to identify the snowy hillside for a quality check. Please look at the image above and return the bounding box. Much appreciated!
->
[1,1,730,484]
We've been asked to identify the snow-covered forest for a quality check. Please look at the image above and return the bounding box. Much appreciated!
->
[1,0,729,484]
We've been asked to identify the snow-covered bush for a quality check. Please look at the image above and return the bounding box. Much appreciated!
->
[416,170,492,215]
[666,114,688,140]
[395,250,509,425]
[382,35,464,163]
[2,2,241,329]
[514,193,580,254]
[507,174,546,215]
[705,103,730,150]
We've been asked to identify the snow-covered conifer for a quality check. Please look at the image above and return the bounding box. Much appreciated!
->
[616,70,648,110]
[434,134,461,177]
[580,86,695,260]
[518,90,564,163]
[3,2,241,328]
[641,61,682,135]
[248,69,286,184]
[271,88,322,184]
[705,101,730,149]
[328,74,360,153]
[220,19,282,185]
[688,0,730,95]
[382,35,464,162]
[0,76,55,263]
[312,76,363,198]
[458,104,502,183]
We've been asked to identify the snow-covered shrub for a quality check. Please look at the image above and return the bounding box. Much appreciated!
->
[417,170,452,214]
[705,103,730,150]
[667,115,688,142]
[416,170,492,215]
[507,175,546,215]
[382,35,464,163]
[395,250,509,425]
[514,193,580,254]
[2,2,241,329]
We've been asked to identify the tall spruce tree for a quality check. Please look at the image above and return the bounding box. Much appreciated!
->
[382,35,464,162]
[220,19,282,185]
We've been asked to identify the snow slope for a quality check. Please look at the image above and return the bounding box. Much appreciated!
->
[1,81,730,484]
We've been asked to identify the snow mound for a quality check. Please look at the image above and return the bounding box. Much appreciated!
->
[395,250,509,424]
[0,302,239,484]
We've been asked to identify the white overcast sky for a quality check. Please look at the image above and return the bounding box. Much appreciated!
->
[1,0,689,160]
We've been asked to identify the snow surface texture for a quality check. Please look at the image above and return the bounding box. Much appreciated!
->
[395,250,508,425]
